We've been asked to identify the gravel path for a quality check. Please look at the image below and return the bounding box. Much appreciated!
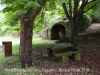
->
[86,23,100,31]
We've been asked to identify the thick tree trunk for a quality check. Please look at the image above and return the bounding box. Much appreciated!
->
[20,14,33,68]
[19,0,47,68]
[70,18,79,47]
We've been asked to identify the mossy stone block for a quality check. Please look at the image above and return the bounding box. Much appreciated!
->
[59,55,69,64]
[74,53,81,61]
[42,49,49,61]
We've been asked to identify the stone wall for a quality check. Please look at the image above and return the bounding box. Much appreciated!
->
[41,20,71,40]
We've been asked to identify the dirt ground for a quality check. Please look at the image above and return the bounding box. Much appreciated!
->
[32,38,100,75]
[2,23,100,75]
[31,23,100,75]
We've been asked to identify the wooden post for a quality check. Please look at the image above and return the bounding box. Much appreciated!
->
[2,41,12,57]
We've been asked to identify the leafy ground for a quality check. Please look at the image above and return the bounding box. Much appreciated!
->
[31,38,100,75]
[1,38,100,75]
[0,23,100,75]
[0,37,100,75]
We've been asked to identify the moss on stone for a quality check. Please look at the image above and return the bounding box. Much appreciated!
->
[51,43,75,53]
[74,53,81,61]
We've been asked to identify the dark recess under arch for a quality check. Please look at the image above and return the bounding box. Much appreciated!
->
[51,24,66,40]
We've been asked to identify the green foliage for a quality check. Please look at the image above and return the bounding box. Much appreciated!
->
[1,0,64,34]
[3,12,19,26]
[1,0,41,35]
[91,15,100,23]
[86,2,100,23]
[0,21,20,36]
[44,15,63,28]
[1,0,100,35]
[2,0,23,13]
[33,14,44,32]
[24,1,40,9]
[34,0,65,32]
[58,0,66,3]
[0,7,20,35]
[79,14,91,33]
[2,0,40,13]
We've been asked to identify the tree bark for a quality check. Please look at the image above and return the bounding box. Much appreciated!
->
[62,3,79,46]
[20,14,33,68]
[19,0,47,68]
[70,18,79,46]
[62,0,100,47]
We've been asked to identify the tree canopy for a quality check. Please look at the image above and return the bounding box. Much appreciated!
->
[58,0,100,46]
[1,0,100,34]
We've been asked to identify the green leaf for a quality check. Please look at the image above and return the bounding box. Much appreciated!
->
[1,0,6,3]
[33,2,40,6]
[59,0,66,3]
[24,1,40,9]
[21,9,28,13]
[2,7,12,13]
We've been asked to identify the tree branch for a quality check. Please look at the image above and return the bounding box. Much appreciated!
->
[78,0,86,12]
[30,0,48,21]
[84,1,100,13]
[69,0,72,18]
[73,0,80,17]
[78,0,87,18]
[62,3,70,20]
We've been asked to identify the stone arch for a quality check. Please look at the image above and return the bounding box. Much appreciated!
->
[51,23,67,40]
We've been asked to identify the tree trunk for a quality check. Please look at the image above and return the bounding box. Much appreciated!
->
[19,0,47,68]
[61,3,79,47]
[70,18,79,47]
[20,14,33,68]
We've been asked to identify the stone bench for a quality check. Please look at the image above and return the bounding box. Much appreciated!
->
[51,43,75,53]
[51,43,82,63]
[53,50,81,63]
[42,43,82,63]
[42,48,53,61]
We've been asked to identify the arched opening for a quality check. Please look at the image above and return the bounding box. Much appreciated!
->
[51,24,66,40]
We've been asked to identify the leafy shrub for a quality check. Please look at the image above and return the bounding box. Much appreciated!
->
[0,24,20,36]
[78,14,91,33]
[91,15,100,23]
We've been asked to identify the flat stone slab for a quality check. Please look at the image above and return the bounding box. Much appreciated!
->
[54,50,81,57]
[51,43,75,53]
